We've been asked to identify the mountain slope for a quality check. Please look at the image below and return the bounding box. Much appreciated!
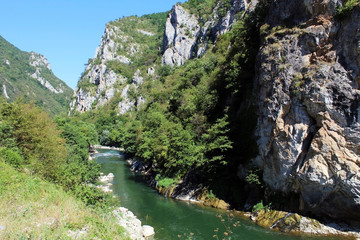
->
[0,161,128,239]
[70,13,168,113]
[0,35,73,116]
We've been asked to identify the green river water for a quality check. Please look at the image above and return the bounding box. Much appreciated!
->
[95,149,338,240]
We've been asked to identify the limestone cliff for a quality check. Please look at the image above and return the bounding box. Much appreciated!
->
[252,0,360,223]
[162,0,248,66]
[70,14,164,113]
[71,1,249,114]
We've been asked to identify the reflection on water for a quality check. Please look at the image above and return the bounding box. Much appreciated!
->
[96,149,335,240]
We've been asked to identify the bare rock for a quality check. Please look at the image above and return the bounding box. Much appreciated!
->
[162,0,247,66]
[252,0,360,224]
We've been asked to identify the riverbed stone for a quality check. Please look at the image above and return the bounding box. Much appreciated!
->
[142,225,155,240]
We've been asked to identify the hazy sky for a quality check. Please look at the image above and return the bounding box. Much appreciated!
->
[0,0,183,89]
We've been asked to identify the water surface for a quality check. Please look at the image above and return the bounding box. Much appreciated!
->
[95,149,337,240]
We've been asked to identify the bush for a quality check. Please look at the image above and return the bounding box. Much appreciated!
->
[335,0,360,20]
[156,175,176,188]
[0,147,23,168]
[252,201,265,212]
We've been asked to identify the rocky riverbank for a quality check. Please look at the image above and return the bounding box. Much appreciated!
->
[248,209,360,239]
[126,158,229,209]
[96,165,155,239]
[126,158,360,239]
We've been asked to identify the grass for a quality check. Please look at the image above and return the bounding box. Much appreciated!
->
[0,161,129,240]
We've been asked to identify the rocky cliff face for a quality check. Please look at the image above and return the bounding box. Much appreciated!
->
[162,0,248,66]
[252,0,360,223]
[71,1,251,114]
[70,24,128,112]
[29,52,65,94]
[70,15,163,113]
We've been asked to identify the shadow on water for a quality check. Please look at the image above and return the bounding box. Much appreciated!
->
[95,149,339,240]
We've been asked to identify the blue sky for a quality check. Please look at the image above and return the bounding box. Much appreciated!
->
[0,0,183,89]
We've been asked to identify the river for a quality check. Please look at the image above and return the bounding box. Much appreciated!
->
[95,149,338,240]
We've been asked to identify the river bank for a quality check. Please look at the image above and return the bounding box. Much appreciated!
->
[92,151,155,240]
[126,157,360,240]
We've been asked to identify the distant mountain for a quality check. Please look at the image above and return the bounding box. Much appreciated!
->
[0,35,73,116]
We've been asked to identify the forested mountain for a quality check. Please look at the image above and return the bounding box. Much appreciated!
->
[0,35,73,116]
[71,0,360,229]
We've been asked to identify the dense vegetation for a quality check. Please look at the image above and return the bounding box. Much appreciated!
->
[0,99,130,238]
[75,0,270,208]
[182,0,233,23]
[0,35,73,116]
[0,99,115,207]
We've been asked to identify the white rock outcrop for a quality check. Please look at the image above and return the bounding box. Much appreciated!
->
[113,207,155,240]
[28,52,63,94]
[162,0,247,66]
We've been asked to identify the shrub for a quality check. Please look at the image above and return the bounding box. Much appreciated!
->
[0,147,23,168]
[335,0,360,20]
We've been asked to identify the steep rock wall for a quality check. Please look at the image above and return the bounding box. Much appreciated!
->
[162,0,248,66]
[70,20,151,113]
[253,0,360,223]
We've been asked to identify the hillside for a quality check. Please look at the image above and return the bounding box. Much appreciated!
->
[0,35,73,116]
[70,12,168,113]
[0,161,128,239]
[71,0,360,230]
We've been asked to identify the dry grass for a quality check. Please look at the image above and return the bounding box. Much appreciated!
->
[0,161,129,240]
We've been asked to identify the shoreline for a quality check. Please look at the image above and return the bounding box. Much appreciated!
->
[91,144,124,151]
[92,149,155,240]
[93,146,360,239]
[125,157,360,240]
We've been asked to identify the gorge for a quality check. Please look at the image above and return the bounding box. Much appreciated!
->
[71,0,360,231]
[1,0,360,239]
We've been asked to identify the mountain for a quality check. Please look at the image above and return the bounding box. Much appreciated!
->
[0,35,73,116]
[70,0,248,113]
[70,12,168,113]
[71,0,360,228]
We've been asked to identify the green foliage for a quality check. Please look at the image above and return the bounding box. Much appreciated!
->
[77,77,96,91]
[335,0,360,20]
[252,201,271,212]
[0,100,67,180]
[156,175,176,188]
[252,201,265,212]
[0,100,110,208]
[245,169,262,186]
[207,189,216,200]
[182,0,232,25]
[0,35,73,116]
[0,147,23,168]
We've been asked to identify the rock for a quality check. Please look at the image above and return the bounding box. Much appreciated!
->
[67,227,88,239]
[252,0,360,224]
[2,84,9,99]
[28,52,63,94]
[29,52,51,70]
[250,209,360,238]
[162,5,201,66]
[113,207,155,240]
[138,29,155,36]
[98,172,114,183]
[162,1,247,66]
[142,225,155,240]
[147,66,156,76]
